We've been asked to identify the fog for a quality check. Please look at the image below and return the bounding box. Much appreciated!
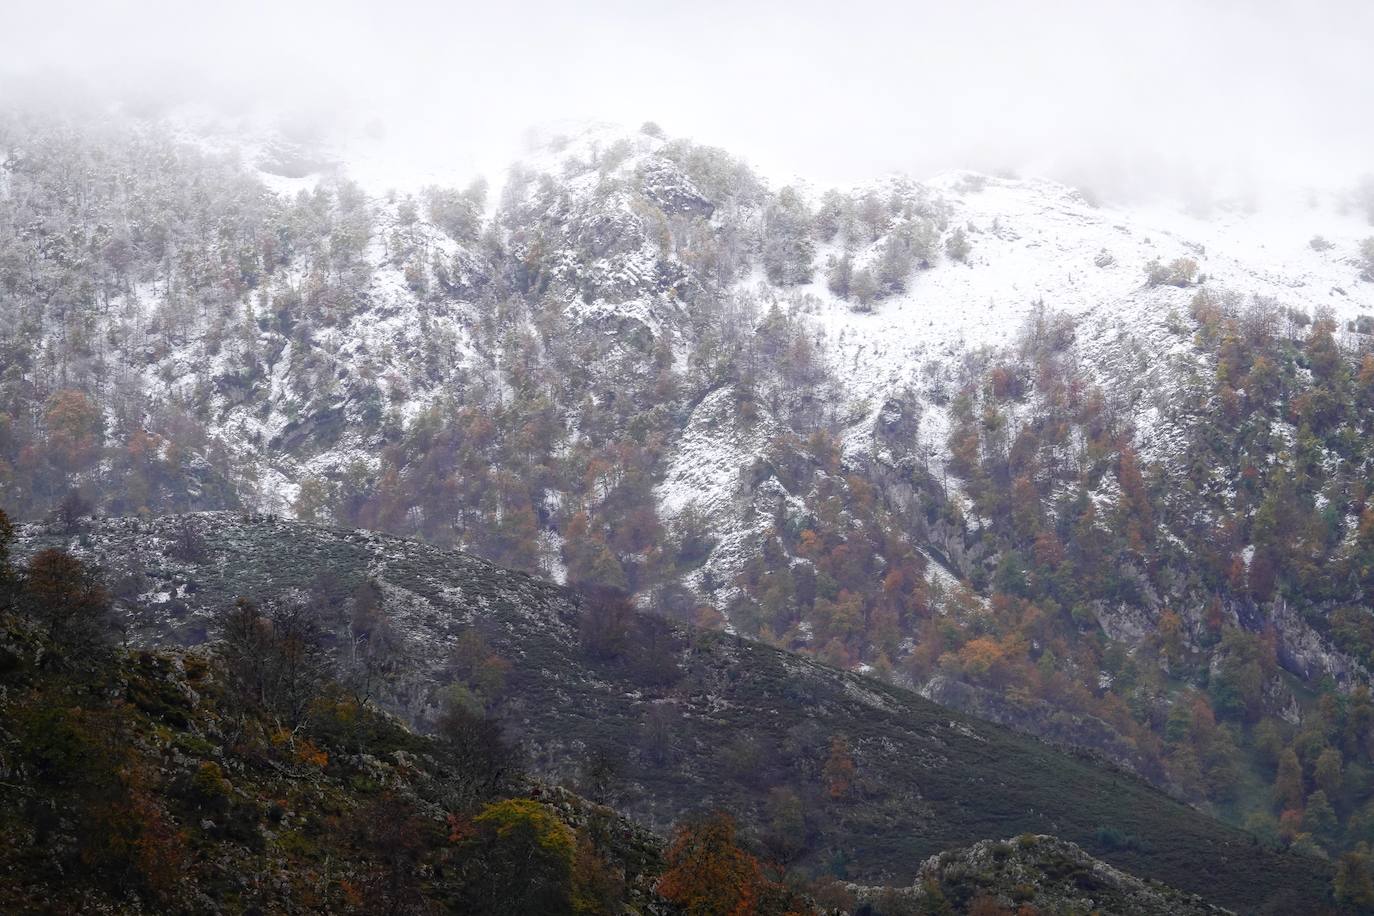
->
[2,0,1370,201]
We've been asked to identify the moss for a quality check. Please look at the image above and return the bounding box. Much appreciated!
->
[275,828,318,860]
[175,733,218,758]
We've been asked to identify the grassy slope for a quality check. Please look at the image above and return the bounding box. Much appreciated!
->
[20,512,1334,912]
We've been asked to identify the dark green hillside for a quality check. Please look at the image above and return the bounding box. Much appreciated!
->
[14,511,1338,912]
[0,582,666,913]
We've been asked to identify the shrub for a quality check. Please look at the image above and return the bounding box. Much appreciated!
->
[1144,257,1198,287]
[945,227,972,263]
[190,761,232,806]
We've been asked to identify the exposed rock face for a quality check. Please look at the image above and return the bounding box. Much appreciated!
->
[1268,596,1367,686]
[852,834,1233,915]
[638,160,715,218]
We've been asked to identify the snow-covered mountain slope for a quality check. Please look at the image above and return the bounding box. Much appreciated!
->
[146,119,1374,513]
[9,112,1374,809]
[798,170,1373,464]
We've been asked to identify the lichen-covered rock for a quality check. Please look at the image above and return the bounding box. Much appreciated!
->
[853,834,1232,915]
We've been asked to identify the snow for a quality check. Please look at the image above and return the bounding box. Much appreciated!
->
[764,169,1374,482]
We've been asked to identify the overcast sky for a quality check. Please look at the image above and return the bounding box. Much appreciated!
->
[1,0,1369,199]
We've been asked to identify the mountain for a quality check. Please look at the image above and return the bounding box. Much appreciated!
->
[11,510,1335,912]
[7,104,1374,879]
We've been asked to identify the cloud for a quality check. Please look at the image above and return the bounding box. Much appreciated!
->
[2,0,1369,198]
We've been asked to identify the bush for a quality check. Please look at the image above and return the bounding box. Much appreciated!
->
[1144,257,1198,287]
[945,227,972,263]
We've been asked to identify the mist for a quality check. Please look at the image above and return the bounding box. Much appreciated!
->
[2,0,1371,201]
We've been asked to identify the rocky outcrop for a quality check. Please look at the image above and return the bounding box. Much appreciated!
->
[852,834,1232,915]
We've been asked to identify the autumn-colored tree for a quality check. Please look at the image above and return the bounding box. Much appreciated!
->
[20,548,111,646]
[969,894,1014,916]
[0,507,14,602]
[572,834,626,914]
[1152,610,1184,666]
[1115,445,1153,554]
[1277,807,1305,844]
[44,389,104,475]
[958,636,1012,688]
[346,791,429,915]
[657,812,766,916]
[578,584,635,661]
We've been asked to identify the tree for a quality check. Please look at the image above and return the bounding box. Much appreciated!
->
[0,508,15,606]
[761,187,815,286]
[1274,748,1304,812]
[218,599,276,708]
[262,600,331,727]
[1144,257,1198,287]
[578,585,634,661]
[44,389,104,475]
[216,598,330,726]
[945,227,971,263]
[293,475,335,523]
[876,233,915,294]
[657,812,766,916]
[342,582,400,709]
[423,181,486,244]
[1305,789,1338,843]
[347,792,429,915]
[436,698,518,808]
[20,548,111,647]
[827,253,853,299]
[458,799,576,915]
[1315,747,1344,798]
[823,735,856,800]
[850,268,880,309]
[763,786,807,864]
[1335,845,1374,909]
[52,488,93,533]
[640,703,679,767]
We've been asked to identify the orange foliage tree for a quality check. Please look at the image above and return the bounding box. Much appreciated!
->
[657,812,767,915]
[44,389,104,475]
